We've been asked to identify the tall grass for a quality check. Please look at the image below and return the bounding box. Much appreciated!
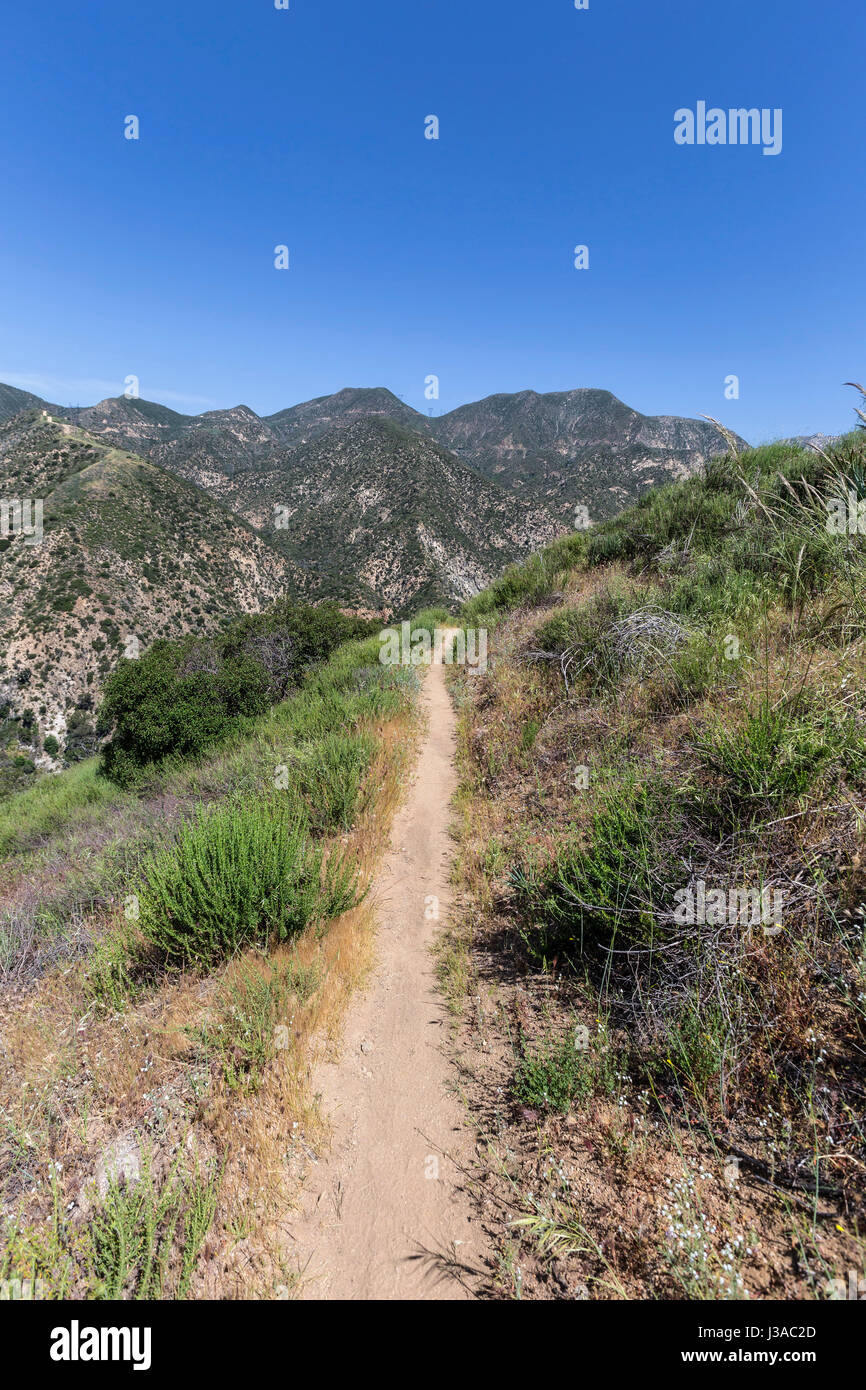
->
[0,758,130,859]
[511,774,679,957]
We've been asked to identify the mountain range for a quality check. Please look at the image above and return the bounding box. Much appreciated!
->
[0,380,741,742]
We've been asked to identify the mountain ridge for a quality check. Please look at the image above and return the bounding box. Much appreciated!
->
[0,380,746,525]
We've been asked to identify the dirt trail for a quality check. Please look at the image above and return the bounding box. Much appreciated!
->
[288,652,485,1300]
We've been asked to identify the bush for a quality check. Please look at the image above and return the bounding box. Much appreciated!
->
[99,641,268,785]
[463,540,586,622]
[98,602,374,786]
[42,735,60,757]
[692,701,843,808]
[511,775,679,956]
[65,708,101,764]
[219,601,373,700]
[533,591,702,704]
[137,796,365,967]
[288,731,376,834]
[513,1033,593,1113]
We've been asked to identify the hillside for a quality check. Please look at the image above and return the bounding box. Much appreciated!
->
[0,623,423,1299]
[0,406,563,751]
[442,414,866,1298]
[0,381,745,530]
[217,417,564,611]
[433,387,743,521]
[265,386,429,448]
[0,411,297,748]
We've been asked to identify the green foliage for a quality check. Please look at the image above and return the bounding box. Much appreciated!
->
[64,708,100,764]
[0,757,128,859]
[85,1150,220,1300]
[288,731,376,834]
[137,795,365,968]
[42,735,60,757]
[99,640,267,786]
[410,607,453,637]
[464,434,866,632]
[0,1151,219,1300]
[534,586,633,668]
[520,717,541,752]
[512,774,679,956]
[85,915,146,1010]
[651,998,728,1101]
[463,536,587,622]
[533,587,716,708]
[513,1033,594,1113]
[219,600,373,700]
[692,699,862,809]
[99,601,372,785]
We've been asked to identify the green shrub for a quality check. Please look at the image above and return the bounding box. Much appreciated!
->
[654,998,727,1102]
[692,701,843,808]
[137,796,365,967]
[534,587,631,663]
[513,1033,594,1113]
[288,731,376,834]
[85,1150,220,1300]
[463,538,586,622]
[533,590,701,703]
[520,717,541,752]
[511,774,679,956]
[98,602,374,786]
[99,641,268,785]
[42,735,60,757]
[219,600,372,701]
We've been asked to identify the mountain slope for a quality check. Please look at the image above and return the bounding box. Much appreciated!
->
[216,416,564,611]
[0,412,297,743]
[0,382,744,530]
[433,388,742,520]
[0,383,60,420]
[266,386,428,448]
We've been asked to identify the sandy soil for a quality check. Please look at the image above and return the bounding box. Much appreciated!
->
[287,654,488,1300]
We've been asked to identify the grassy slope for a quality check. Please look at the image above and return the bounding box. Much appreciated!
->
[0,631,421,1298]
[446,431,866,1300]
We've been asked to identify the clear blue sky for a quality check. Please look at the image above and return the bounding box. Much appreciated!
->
[1,0,863,442]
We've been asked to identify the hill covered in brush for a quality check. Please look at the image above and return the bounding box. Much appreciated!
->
[219,416,563,610]
[0,411,299,755]
[0,407,556,755]
[0,379,743,534]
[445,404,866,1298]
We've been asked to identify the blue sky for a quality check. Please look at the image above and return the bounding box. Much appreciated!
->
[0,0,863,442]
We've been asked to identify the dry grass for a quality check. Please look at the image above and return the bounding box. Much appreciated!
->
[441,574,866,1300]
[0,705,419,1299]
